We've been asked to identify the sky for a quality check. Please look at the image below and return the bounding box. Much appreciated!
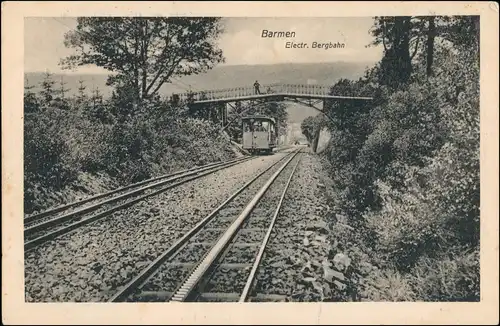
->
[24,17,383,74]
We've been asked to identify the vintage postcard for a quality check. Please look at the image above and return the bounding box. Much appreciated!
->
[2,1,499,324]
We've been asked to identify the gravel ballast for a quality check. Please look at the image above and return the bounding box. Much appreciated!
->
[199,154,303,300]
[250,150,346,302]
[25,152,292,302]
[25,148,346,303]
[132,153,295,301]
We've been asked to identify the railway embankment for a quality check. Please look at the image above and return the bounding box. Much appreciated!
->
[24,148,356,302]
[255,150,354,302]
[24,154,286,302]
[271,150,413,302]
[24,108,238,215]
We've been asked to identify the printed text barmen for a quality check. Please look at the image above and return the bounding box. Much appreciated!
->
[261,30,296,38]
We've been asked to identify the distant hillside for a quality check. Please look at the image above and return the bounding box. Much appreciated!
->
[25,61,373,123]
[166,61,373,91]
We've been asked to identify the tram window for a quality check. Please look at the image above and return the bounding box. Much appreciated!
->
[243,121,252,132]
[262,121,269,132]
[253,121,263,132]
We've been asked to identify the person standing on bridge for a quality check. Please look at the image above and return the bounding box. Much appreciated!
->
[254,80,261,95]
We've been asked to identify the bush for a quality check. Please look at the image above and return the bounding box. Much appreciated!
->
[101,104,236,184]
[321,26,479,301]
[410,249,480,301]
[24,92,237,212]
[361,268,417,301]
[364,178,449,270]
[24,108,81,212]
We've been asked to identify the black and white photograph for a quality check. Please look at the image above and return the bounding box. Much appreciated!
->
[2,1,498,324]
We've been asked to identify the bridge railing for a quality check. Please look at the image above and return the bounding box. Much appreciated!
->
[173,83,332,102]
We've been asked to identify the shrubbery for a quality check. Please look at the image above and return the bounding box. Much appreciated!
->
[321,17,480,301]
[24,109,80,207]
[24,82,236,213]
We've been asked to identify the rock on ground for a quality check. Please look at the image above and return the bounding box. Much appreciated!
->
[254,149,349,302]
[25,153,288,302]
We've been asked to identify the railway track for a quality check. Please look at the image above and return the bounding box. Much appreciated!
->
[24,156,256,251]
[109,148,302,302]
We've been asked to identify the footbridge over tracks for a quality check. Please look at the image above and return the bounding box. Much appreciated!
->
[172,83,373,104]
[170,83,373,152]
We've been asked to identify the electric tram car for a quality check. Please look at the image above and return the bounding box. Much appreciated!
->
[241,115,277,155]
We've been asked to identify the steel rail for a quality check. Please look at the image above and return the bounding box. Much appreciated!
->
[108,150,298,302]
[24,157,247,224]
[25,146,293,224]
[169,149,302,302]
[24,156,256,251]
[239,154,302,302]
[25,157,250,233]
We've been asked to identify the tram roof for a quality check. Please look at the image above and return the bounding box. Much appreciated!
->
[241,115,276,122]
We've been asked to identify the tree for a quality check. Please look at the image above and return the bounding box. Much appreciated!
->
[77,78,87,104]
[440,16,480,50]
[61,17,225,107]
[54,76,71,110]
[84,85,113,124]
[300,114,327,147]
[24,78,40,113]
[369,16,416,88]
[92,86,103,106]
[301,116,317,144]
[369,16,479,80]
[59,76,69,100]
[426,16,436,77]
[39,71,56,106]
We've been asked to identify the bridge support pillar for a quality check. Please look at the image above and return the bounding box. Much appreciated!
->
[219,103,227,129]
[312,127,320,153]
[311,99,325,153]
